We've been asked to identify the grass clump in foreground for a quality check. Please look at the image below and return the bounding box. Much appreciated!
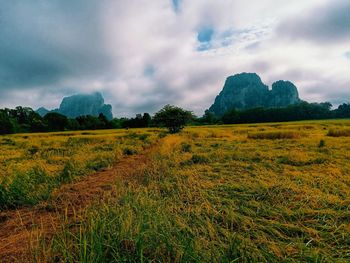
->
[42,121,350,262]
[327,128,350,137]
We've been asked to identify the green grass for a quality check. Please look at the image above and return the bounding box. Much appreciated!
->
[2,121,350,261]
[0,129,160,209]
[40,121,350,262]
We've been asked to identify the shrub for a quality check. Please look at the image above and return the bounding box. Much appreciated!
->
[123,147,138,156]
[138,134,149,141]
[158,132,167,138]
[318,139,325,148]
[87,156,114,171]
[327,128,350,137]
[1,138,16,146]
[28,145,40,155]
[58,161,79,183]
[191,154,209,164]
[125,132,139,139]
[6,167,52,207]
[277,156,326,166]
[181,143,192,153]
[0,185,8,209]
[248,130,301,140]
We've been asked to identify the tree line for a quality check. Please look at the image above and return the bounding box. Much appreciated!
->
[0,105,193,134]
[1,102,350,135]
[202,102,350,125]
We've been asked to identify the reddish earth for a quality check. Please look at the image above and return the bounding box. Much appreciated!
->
[0,146,155,262]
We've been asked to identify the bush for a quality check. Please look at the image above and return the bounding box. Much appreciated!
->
[181,143,192,153]
[248,131,301,140]
[5,167,52,207]
[191,154,209,164]
[318,139,325,148]
[123,147,138,156]
[87,156,113,171]
[277,156,326,166]
[327,128,350,137]
[44,112,69,131]
[0,111,15,134]
[158,132,167,138]
[1,138,16,146]
[28,145,40,156]
[0,184,8,209]
[58,161,79,183]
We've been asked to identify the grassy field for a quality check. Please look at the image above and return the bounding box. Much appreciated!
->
[0,129,161,209]
[1,120,350,262]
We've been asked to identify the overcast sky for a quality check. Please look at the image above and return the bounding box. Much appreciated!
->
[0,0,349,117]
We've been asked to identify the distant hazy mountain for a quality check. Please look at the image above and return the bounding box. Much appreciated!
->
[36,92,113,120]
[36,107,50,117]
[209,73,301,116]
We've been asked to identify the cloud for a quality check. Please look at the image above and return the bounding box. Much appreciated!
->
[0,0,113,90]
[0,0,349,117]
[277,0,350,44]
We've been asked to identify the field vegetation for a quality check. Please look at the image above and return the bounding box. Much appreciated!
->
[1,120,350,262]
[0,129,159,209]
[327,128,350,137]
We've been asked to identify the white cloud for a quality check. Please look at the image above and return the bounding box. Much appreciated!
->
[0,0,349,116]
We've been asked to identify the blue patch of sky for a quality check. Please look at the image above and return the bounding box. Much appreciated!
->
[196,26,214,51]
[345,51,350,60]
[197,27,214,43]
[171,0,181,12]
[196,24,269,52]
[144,65,155,78]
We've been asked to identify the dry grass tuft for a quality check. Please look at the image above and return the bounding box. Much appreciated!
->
[248,130,301,140]
[327,128,350,137]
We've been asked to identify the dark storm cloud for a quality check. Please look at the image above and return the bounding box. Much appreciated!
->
[0,0,112,90]
[277,0,350,43]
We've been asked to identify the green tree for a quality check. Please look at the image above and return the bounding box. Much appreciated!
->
[222,108,240,124]
[153,105,194,133]
[142,113,151,127]
[0,111,15,134]
[201,110,218,124]
[44,112,69,131]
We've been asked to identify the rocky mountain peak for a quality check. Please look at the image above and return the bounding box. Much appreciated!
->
[209,73,301,116]
[36,92,113,120]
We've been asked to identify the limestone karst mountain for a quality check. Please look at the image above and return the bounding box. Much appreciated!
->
[36,92,113,120]
[209,73,301,116]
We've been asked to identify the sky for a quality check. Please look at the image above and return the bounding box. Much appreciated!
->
[0,0,349,117]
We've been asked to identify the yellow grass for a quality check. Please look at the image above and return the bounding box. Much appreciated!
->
[247,130,302,139]
[1,120,350,262]
[0,129,160,208]
[327,128,350,137]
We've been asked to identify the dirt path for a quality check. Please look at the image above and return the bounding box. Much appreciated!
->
[0,144,157,262]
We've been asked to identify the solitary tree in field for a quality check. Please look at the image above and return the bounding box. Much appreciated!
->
[153,105,194,133]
